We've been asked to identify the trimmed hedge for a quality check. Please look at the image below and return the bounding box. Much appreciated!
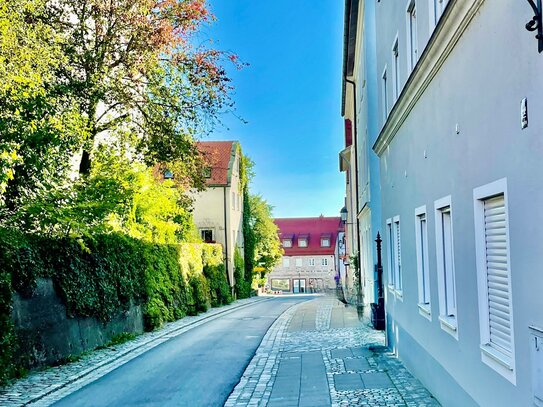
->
[0,229,227,384]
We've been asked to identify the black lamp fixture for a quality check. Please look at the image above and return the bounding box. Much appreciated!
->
[526,0,543,52]
[340,206,348,224]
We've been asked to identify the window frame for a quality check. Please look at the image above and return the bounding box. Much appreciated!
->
[282,239,292,248]
[298,238,308,248]
[321,258,328,267]
[406,0,418,73]
[428,0,449,33]
[200,229,214,243]
[283,257,290,268]
[309,258,315,266]
[392,216,403,296]
[295,258,303,267]
[434,195,458,338]
[386,218,395,290]
[382,65,389,122]
[320,238,330,248]
[392,34,400,102]
[415,206,431,320]
[473,178,516,384]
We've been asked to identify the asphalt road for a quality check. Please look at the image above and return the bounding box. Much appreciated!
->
[53,296,313,407]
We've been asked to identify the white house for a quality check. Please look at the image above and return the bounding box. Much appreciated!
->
[191,141,244,288]
[348,0,543,405]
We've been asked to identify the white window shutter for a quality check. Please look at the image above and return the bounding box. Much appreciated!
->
[484,195,512,355]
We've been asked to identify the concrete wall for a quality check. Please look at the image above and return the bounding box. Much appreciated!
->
[375,1,543,405]
[11,279,143,369]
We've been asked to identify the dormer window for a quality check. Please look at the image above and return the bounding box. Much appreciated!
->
[298,234,309,248]
[320,234,331,247]
[282,239,292,248]
[281,234,294,248]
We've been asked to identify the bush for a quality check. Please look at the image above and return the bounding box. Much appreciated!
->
[203,264,232,307]
[0,229,228,384]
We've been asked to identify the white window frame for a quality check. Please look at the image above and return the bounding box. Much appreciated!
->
[428,0,449,33]
[322,258,328,266]
[295,258,303,267]
[386,218,395,290]
[298,238,308,248]
[382,66,389,122]
[309,258,315,266]
[406,0,418,73]
[283,257,290,268]
[321,238,330,248]
[473,178,516,384]
[434,195,458,338]
[282,239,292,248]
[200,228,214,242]
[392,216,403,296]
[392,35,400,102]
[415,206,431,320]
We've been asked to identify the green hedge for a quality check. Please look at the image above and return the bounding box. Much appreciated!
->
[0,229,226,384]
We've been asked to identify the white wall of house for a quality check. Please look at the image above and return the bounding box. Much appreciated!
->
[373,1,543,405]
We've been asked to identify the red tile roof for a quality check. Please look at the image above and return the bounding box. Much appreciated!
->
[197,141,237,186]
[274,216,343,256]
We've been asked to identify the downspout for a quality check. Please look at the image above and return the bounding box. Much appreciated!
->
[345,77,364,309]
[223,186,231,286]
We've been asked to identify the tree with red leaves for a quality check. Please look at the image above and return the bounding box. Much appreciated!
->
[44,0,239,180]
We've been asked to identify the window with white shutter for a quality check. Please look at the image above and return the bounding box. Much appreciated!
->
[386,219,395,289]
[474,179,515,383]
[415,206,431,319]
[393,217,402,292]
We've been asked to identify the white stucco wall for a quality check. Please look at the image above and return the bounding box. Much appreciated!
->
[373,1,543,406]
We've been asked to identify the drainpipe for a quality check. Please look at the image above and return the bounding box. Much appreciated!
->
[345,77,364,310]
[223,186,231,287]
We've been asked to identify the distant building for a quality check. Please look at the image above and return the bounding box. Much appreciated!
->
[191,141,244,288]
[268,216,343,293]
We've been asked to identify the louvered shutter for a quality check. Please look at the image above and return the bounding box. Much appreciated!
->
[395,222,402,290]
[484,195,511,355]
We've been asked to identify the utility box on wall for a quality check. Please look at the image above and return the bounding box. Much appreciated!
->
[530,326,543,406]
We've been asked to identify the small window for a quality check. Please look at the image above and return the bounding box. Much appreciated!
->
[430,0,449,30]
[382,67,389,122]
[164,170,173,180]
[415,207,431,317]
[322,258,328,266]
[407,0,418,72]
[435,196,457,337]
[321,238,330,247]
[201,229,214,243]
[393,216,402,293]
[309,258,315,266]
[298,238,308,248]
[392,37,400,102]
[473,179,515,382]
[295,258,302,267]
[386,219,395,288]
[282,239,292,248]
[283,257,290,267]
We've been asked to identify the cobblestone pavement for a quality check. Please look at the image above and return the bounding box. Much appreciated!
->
[0,297,269,407]
[226,297,441,407]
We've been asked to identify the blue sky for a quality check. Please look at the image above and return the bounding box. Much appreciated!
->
[205,0,345,218]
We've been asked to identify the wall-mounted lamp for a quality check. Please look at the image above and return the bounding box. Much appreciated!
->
[526,0,543,52]
[340,206,348,224]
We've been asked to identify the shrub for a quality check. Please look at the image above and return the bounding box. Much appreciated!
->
[0,229,227,384]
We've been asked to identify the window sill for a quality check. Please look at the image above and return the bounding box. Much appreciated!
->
[439,315,458,338]
[418,303,431,320]
[480,343,516,384]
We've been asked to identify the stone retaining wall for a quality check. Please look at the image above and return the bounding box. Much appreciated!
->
[11,278,143,369]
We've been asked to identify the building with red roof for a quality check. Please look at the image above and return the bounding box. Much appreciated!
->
[267,216,344,293]
[191,141,244,289]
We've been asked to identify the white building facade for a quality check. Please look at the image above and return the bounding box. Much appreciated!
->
[191,141,244,288]
[357,0,543,406]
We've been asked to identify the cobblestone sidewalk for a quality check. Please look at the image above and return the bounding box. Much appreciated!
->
[0,297,269,407]
[226,297,440,407]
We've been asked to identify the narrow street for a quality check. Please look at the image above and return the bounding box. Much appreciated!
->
[49,297,311,407]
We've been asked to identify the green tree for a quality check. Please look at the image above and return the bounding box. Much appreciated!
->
[248,195,282,274]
